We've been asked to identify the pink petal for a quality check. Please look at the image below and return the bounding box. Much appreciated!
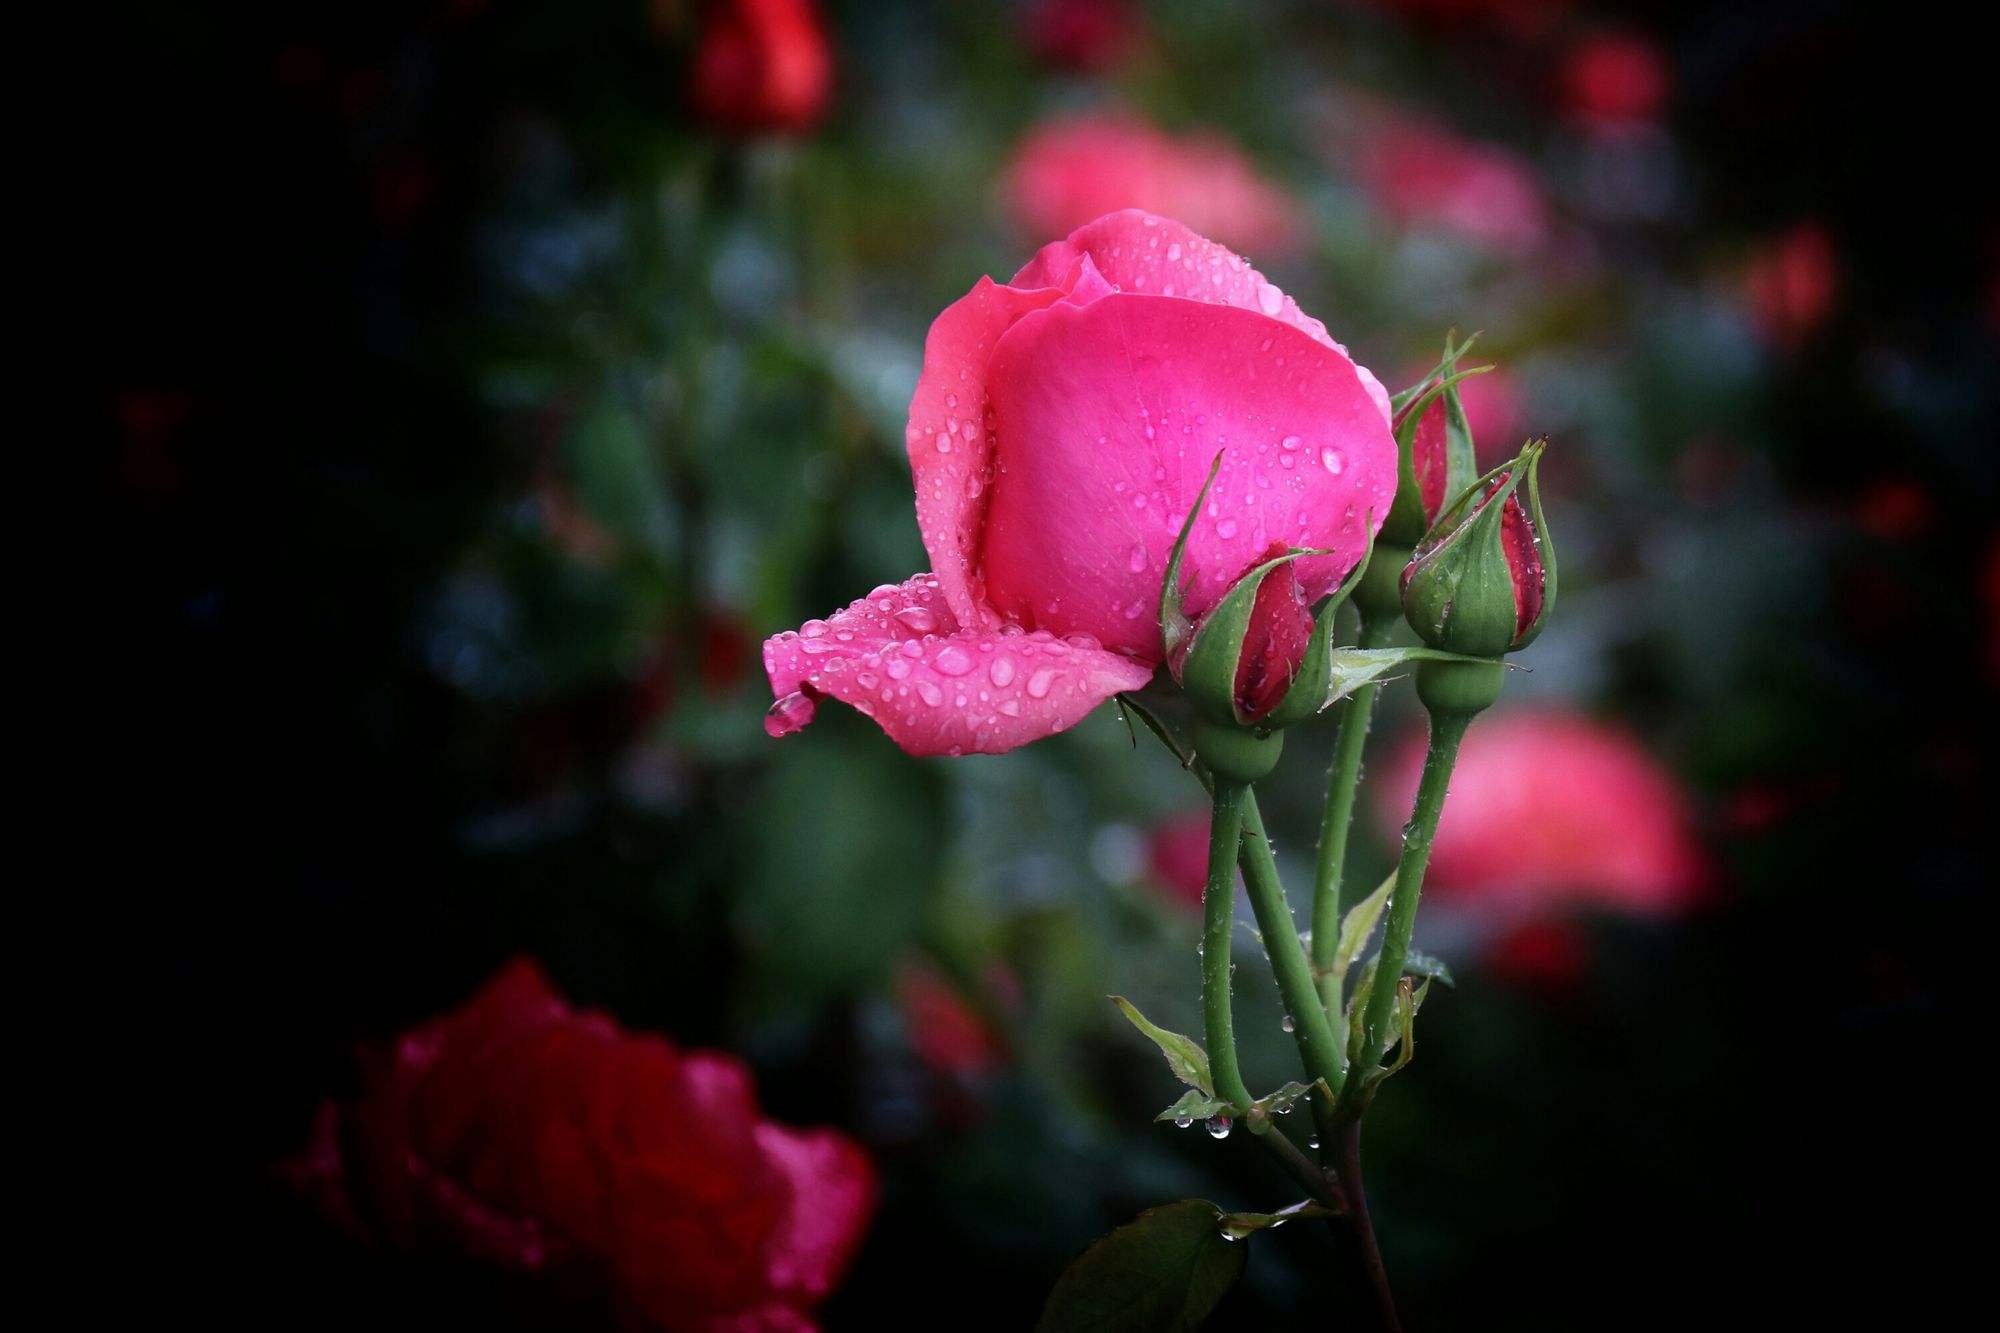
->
[762,573,1154,756]
[753,1124,879,1306]
[905,278,1069,633]
[1012,209,1393,423]
[978,293,1396,657]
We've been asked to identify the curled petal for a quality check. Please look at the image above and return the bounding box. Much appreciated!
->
[754,1125,879,1306]
[979,293,1395,656]
[1012,209,1392,422]
[763,574,1152,755]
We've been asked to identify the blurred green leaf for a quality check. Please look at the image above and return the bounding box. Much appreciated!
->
[1036,1200,1248,1333]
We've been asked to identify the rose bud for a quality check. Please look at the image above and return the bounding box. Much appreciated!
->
[763,209,1396,757]
[689,0,833,136]
[1401,440,1556,658]
[286,959,877,1329]
[1379,338,1488,548]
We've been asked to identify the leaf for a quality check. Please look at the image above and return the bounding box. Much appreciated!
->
[1333,871,1395,984]
[1157,1089,1230,1124]
[1111,996,1213,1095]
[1037,1200,1249,1333]
[1219,1199,1338,1241]
[1253,1080,1316,1119]
[1401,949,1455,988]
[1320,647,1503,710]
[1368,976,1433,1088]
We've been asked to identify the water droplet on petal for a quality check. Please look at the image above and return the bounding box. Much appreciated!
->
[916,680,944,706]
[1026,668,1056,699]
[933,645,975,676]
[763,692,814,738]
[988,656,1015,687]
[894,606,937,634]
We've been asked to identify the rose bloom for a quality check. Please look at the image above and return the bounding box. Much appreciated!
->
[1004,118,1301,257]
[763,209,1395,756]
[1560,30,1670,126]
[289,960,876,1331]
[1360,116,1551,255]
[1022,0,1138,72]
[1144,810,1212,910]
[690,0,833,136]
[1376,710,1706,916]
[1744,220,1839,348]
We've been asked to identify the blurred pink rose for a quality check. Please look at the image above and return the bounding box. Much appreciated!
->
[1560,30,1670,125]
[896,964,1010,1078]
[1376,710,1707,915]
[690,0,833,136]
[763,210,1395,756]
[1399,357,1521,457]
[1361,117,1551,254]
[1144,811,1212,910]
[1487,917,1591,994]
[1004,117,1301,257]
[1744,221,1839,348]
[1022,0,1138,72]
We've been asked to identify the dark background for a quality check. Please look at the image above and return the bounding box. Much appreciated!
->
[110,1,1991,1326]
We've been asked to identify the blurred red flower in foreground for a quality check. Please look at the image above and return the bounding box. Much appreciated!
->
[1377,710,1706,916]
[1360,116,1550,254]
[290,960,876,1331]
[1145,810,1212,910]
[1744,221,1839,348]
[1004,117,1300,256]
[1023,0,1138,72]
[690,0,833,135]
[1560,30,1670,126]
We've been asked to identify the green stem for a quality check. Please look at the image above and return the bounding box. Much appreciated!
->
[1309,614,1398,1020]
[1343,709,1471,1118]
[1239,794,1349,1143]
[1203,780,1255,1113]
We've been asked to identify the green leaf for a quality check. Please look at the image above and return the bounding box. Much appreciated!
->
[1157,1089,1230,1124]
[1322,646,1509,710]
[1219,1199,1338,1240]
[1401,949,1455,988]
[1333,871,1395,984]
[1037,1200,1249,1333]
[1252,1080,1316,1119]
[1368,976,1433,1088]
[1111,996,1213,1095]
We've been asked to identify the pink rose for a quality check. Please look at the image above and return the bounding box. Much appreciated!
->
[1376,710,1707,916]
[1004,118,1301,257]
[763,210,1396,756]
[1361,117,1550,255]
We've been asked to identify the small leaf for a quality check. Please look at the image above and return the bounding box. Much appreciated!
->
[1037,1200,1249,1333]
[1253,1080,1315,1118]
[1401,950,1455,988]
[1219,1199,1338,1240]
[1333,871,1395,984]
[1157,1089,1231,1124]
[1111,996,1213,1095]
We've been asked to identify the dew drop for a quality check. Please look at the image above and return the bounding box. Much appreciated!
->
[1026,668,1056,699]
[1321,447,1344,475]
[1205,1116,1232,1140]
[933,645,975,676]
[893,606,937,634]
[988,656,1015,687]
[916,680,944,706]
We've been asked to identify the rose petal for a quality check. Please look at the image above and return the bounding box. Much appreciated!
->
[763,573,1152,755]
[753,1125,879,1306]
[1012,209,1392,422]
[978,292,1396,656]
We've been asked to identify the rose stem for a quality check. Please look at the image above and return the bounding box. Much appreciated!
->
[1202,780,1256,1114]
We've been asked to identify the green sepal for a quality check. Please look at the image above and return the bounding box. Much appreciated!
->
[1402,442,1544,657]
[1178,545,1325,726]
[1111,995,1213,1096]
[1388,330,1481,416]
[1159,452,1224,668]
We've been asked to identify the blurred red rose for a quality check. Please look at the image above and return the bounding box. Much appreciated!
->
[289,959,876,1331]
[1023,0,1138,72]
[1144,810,1212,910]
[690,0,833,136]
[1744,221,1839,349]
[1376,710,1707,916]
[1400,356,1521,452]
[1003,116,1300,256]
[1360,116,1550,255]
[1561,30,1670,126]
[1487,917,1591,994]
[896,964,1011,1078]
